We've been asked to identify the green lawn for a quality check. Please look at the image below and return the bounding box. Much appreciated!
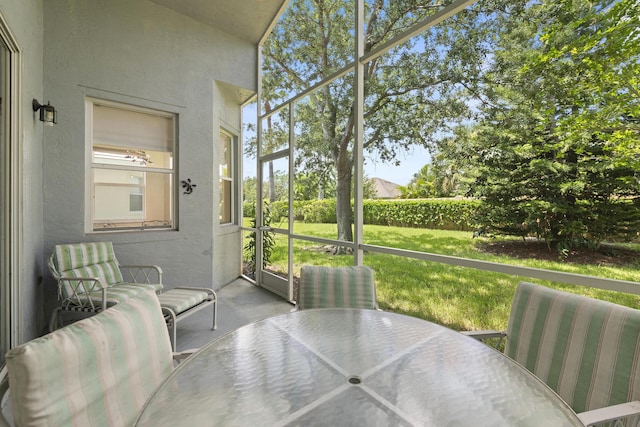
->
[249,221,640,332]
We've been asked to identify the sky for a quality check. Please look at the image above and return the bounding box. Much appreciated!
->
[241,103,430,187]
[363,146,431,186]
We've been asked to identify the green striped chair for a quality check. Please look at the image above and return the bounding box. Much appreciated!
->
[296,265,378,310]
[3,289,176,426]
[468,281,640,427]
[48,242,216,350]
[48,242,164,329]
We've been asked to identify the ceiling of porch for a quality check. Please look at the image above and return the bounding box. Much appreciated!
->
[149,0,289,45]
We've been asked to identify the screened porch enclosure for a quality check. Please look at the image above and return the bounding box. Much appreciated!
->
[244,0,640,318]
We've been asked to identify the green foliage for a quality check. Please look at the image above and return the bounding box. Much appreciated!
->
[242,177,258,206]
[243,173,289,206]
[293,170,336,201]
[264,168,289,203]
[363,199,479,231]
[244,198,481,231]
[243,203,276,273]
[399,165,437,198]
[301,199,337,224]
[243,200,301,223]
[445,0,640,250]
[400,159,466,199]
[243,201,256,218]
[268,200,288,223]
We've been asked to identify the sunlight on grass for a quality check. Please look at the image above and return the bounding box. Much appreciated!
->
[260,222,640,331]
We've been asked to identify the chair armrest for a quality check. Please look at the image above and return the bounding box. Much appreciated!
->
[462,330,507,349]
[57,276,108,309]
[57,276,104,289]
[461,330,506,340]
[119,265,163,285]
[578,401,640,426]
[172,349,199,365]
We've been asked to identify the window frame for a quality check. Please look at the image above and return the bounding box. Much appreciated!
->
[219,129,237,226]
[85,98,177,233]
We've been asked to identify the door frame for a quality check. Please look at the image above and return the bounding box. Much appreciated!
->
[256,148,293,301]
[0,10,22,358]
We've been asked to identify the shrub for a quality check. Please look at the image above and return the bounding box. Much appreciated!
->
[243,203,276,273]
[243,201,256,218]
[363,199,479,231]
[269,200,288,223]
[244,198,480,231]
[302,199,337,223]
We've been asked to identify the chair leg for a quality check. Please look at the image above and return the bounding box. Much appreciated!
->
[170,319,176,351]
[212,295,217,331]
[162,308,177,351]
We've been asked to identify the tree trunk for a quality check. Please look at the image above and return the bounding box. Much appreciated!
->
[335,148,353,251]
[265,101,276,203]
[269,161,275,203]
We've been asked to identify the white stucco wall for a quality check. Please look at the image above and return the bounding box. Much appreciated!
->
[0,0,46,341]
[42,0,255,317]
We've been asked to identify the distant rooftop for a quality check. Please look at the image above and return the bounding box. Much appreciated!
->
[370,177,401,199]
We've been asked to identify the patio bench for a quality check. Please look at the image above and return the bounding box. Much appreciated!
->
[48,241,216,350]
[1,289,188,426]
[464,281,640,426]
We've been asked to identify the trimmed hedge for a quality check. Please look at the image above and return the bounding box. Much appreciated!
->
[363,199,479,230]
[243,198,479,231]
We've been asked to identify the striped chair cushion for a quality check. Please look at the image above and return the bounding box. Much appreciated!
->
[6,289,173,427]
[505,281,640,414]
[298,265,378,310]
[67,283,160,308]
[52,243,163,303]
[158,288,209,315]
[53,242,124,297]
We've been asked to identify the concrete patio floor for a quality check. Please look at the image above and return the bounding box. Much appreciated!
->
[174,278,294,351]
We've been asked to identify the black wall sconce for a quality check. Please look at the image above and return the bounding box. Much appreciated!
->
[32,99,57,126]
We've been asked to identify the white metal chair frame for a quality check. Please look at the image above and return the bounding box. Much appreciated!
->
[47,248,217,351]
[47,253,164,330]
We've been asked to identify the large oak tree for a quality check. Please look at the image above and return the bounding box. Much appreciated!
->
[262,0,487,244]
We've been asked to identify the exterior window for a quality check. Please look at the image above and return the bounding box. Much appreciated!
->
[219,131,235,224]
[89,100,175,232]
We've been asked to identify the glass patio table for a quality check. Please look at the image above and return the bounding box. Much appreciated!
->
[135,309,584,426]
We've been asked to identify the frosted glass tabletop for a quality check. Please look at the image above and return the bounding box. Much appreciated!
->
[135,309,584,426]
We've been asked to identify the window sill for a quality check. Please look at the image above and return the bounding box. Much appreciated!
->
[218,223,241,236]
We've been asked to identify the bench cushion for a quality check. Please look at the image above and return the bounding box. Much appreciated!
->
[6,289,173,426]
[298,265,377,310]
[158,289,210,315]
[505,281,640,413]
[66,283,161,308]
